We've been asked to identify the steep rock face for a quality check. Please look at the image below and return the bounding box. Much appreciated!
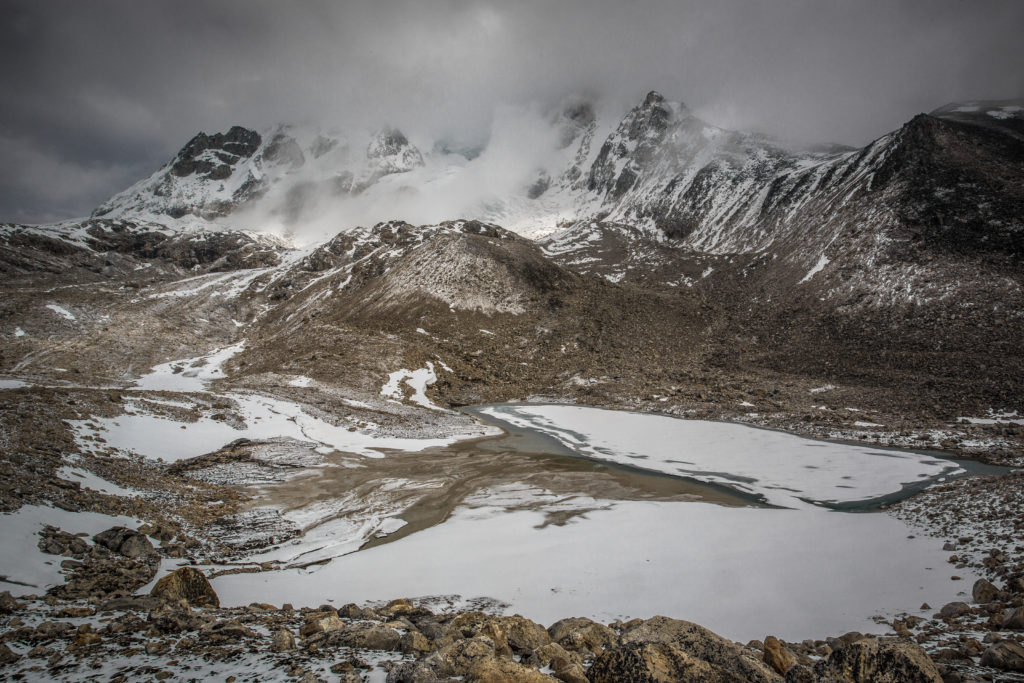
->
[583,91,844,246]
[366,127,424,170]
[92,124,427,222]
[168,126,263,179]
[871,110,1024,256]
[0,219,287,277]
[547,94,1024,291]
[94,126,272,221]
[588,91,683,200]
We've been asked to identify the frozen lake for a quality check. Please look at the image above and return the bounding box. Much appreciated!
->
[469,403,968,509]
[211,403,983,642]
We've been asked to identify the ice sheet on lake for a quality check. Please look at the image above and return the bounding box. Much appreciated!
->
[213,489,972,643]
[74,392,488,462]
[476,404,961,508]
[216,479,444,569]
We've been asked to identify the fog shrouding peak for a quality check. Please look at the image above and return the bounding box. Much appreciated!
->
[2,0,1022,224]
[96,98,609,242]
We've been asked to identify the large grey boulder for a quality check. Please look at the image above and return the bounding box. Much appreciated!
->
[590,641,747,682]
[981,640,1024,671]
[617,616,781,682]
[93,527,156,559]
[149,567,219,608]
[811,638,941,682]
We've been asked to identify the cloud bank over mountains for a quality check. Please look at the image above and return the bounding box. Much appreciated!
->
[2,0,1022,223]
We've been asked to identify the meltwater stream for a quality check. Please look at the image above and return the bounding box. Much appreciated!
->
[211,402,998,642]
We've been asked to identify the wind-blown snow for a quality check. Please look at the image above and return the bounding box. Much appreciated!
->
[475,404,960,508]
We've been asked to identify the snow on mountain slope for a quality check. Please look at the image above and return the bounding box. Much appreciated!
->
[92,124,429,227]
[88,99,612,241]
[542,94,1024,307]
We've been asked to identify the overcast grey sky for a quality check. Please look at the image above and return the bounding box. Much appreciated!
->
[1,0,1022,223]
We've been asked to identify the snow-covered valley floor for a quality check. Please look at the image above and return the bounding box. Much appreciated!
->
[22,359,984,643]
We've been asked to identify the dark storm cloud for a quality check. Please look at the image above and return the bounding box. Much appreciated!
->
[1,0,1022,223]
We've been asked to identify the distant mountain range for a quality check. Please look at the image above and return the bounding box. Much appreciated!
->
[2,92,1022,445]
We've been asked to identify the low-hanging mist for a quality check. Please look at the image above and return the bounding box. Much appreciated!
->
[226,100,610,243]
[3,0,1022,224]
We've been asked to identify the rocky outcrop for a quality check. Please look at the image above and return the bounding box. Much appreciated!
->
[0,585,963,683]
[548,616,617,655]
[169,126,262,179]
[763,635,796,675]
[590,640,748,682]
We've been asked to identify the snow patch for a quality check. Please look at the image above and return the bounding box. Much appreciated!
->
[798,254,830,284]
[987,105,1023,120]
[957,410,1024,425]
[45,304,76,321]
[56,466,142,498]
[73,391,476,462]
[134,342,245,392]
[380,363,444,411]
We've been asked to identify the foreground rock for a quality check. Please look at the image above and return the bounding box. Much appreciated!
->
[762,635,796,675]
[616,616,781,682]
[0,588,966,683]
[801,638,943,683]
[980,640,1024,672]
[149,566,220,607]
[590,641,754,682]
[93,526,156,559]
